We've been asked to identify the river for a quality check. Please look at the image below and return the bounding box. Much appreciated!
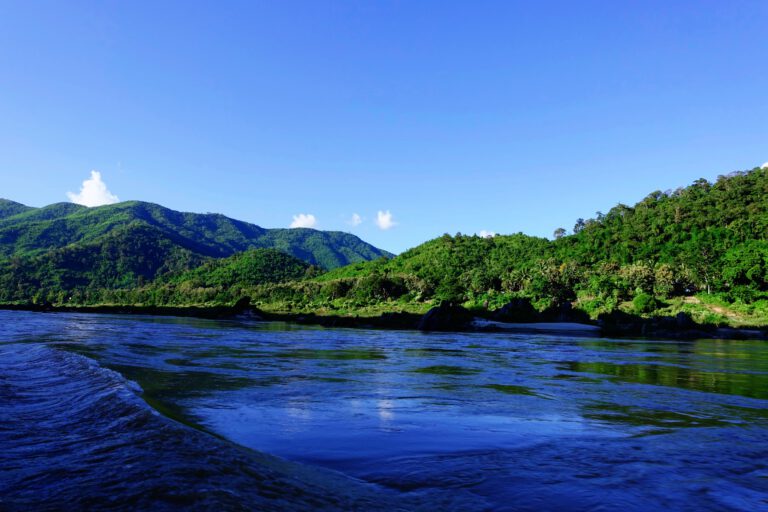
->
[1,310,767,510]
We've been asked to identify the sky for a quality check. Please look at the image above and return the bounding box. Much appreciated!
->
[0,1,766,254]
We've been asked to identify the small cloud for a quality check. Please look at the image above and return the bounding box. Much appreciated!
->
[290,213,317,228]
[762,162,768,169]
[66,170,119,207]
[348,213,363,227]
[478,230,496,238]
[375,210,396,230]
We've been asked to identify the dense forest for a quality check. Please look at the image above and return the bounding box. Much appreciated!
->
[247,166,768,325]
[94,249,316,307]
[0,200,389,303]
[0,199,391,265]
[2,166,768,328]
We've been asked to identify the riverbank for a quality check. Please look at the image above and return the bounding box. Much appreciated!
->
[2,300,766,340]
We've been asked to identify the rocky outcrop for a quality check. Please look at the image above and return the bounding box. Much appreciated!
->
[417,303,473,332]
[491,298,537,322]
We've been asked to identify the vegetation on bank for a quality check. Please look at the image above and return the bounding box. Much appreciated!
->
[2,166,768,330]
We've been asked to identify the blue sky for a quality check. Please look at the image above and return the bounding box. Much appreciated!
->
[1,1,766,253]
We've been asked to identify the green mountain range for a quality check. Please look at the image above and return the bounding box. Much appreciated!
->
[0,200,391,303]
[2,165,768,331]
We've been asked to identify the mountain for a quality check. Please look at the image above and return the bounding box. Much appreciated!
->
[91,249,315,307]
[0,199,34,219]
[0,200,391,267]
[0,199,391,304]
[6,165,768,327]
[0,222,206,302]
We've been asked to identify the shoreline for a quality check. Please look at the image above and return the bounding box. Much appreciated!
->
[2,301,766,340]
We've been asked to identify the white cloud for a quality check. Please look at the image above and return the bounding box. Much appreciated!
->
[478,230,496,238]
[375,210,396,230]
[348,213,363,226]
[762,162,768,169]
[290,213,317,228]
[66,170,119,207]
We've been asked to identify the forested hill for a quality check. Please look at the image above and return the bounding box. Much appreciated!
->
[0,199,34,219]
[248,165,768,324]
[0,200,392,268]
[553,168,768,267]
[4,166,768,327]
[0,200,391,303]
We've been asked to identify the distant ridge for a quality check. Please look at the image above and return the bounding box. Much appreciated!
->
[0,199,34,219]
[0,199,392,268]
[0,199,392,302]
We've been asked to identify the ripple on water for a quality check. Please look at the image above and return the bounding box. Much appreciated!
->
[412,365,482,376]
[2,310,768,511]
[0,342,456,511]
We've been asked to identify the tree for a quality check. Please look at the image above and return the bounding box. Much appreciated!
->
[553,227,567,240]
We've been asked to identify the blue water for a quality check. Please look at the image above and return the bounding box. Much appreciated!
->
[1,310,767,511]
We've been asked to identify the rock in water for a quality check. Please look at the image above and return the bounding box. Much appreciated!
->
[232,296,252,312]
[676,312,694,329]
[492,298,537,322]
[418,303,472,332]
[231,297,263,320]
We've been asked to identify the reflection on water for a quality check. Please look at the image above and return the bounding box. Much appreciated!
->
[2,311,768,511]
[413,365,482,375]
[563,359,768,399]
[277,348,388,360]
[482,384,543,397]
[582,403,735,433]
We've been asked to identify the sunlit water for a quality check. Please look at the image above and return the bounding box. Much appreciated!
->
[2,310,767,511]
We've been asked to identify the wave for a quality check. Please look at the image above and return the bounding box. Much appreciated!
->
[0,343,433,511]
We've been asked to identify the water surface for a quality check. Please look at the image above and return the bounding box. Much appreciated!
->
[1,310,767,510]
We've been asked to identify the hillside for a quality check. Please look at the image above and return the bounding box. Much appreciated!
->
[0,199,34,219]
[0,200,392,268]
[93,249,314,307]
[248,165,768,326]
[0,222,205,303]
[4,166,768,330]
[0,199,391,304]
